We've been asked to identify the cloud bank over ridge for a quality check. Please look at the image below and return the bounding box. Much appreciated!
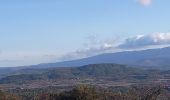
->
[119,33,170,49]
[61,33,170,61]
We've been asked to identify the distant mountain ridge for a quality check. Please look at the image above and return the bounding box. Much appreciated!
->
[0,46,170,76]
[28,47,170,70]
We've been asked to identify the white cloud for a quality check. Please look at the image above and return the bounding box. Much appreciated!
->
[59,35,119,61]
[60,33,170,61]
[59,46,120,61]
[139,0,153,6]
[118,33,170,49]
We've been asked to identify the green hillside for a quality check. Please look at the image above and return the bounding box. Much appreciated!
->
[0,63,162,84]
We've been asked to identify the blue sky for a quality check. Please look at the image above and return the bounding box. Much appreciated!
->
[0,0,170,67]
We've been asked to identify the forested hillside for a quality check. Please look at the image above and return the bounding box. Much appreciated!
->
[1,64,170,100]
[0,64,155,84]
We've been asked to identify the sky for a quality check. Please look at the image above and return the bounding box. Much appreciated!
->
[0,0,170,67]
